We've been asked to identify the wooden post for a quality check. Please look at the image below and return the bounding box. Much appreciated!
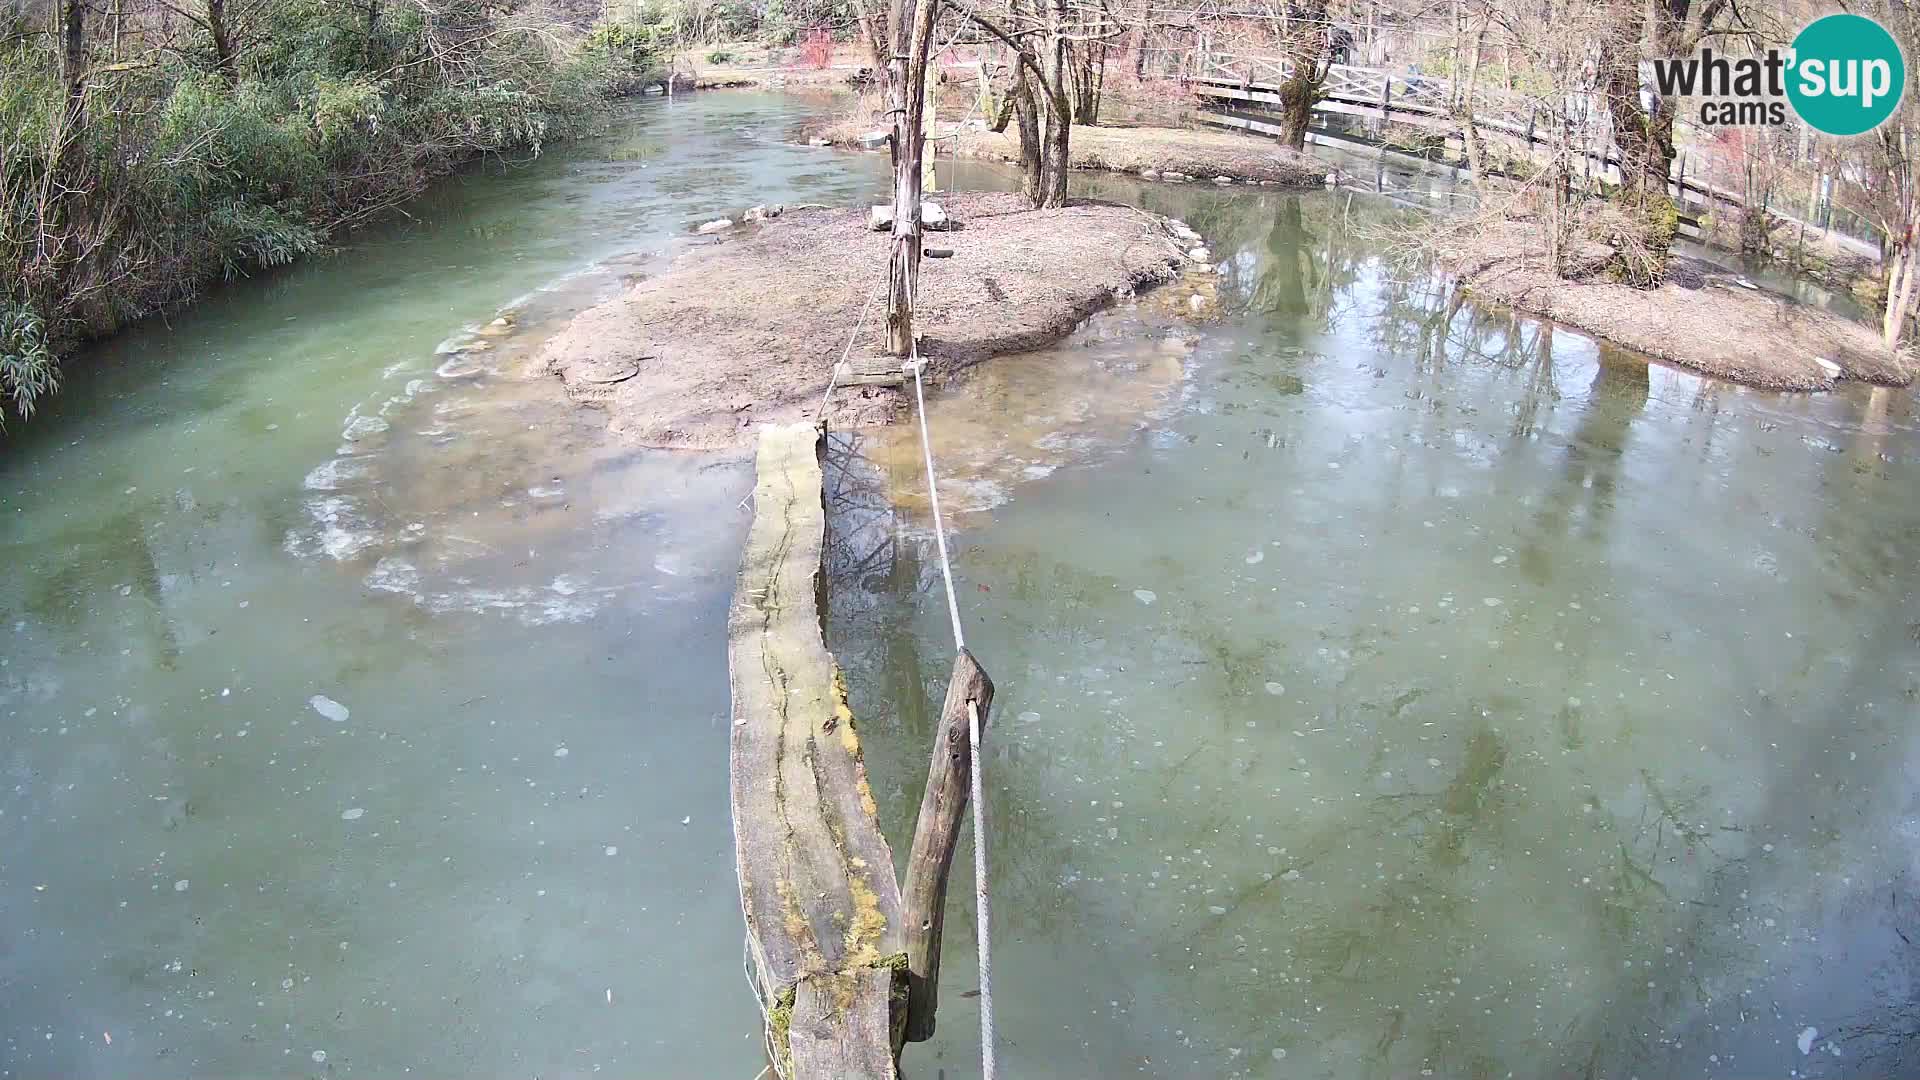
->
[924,62,939,193]
[900,648,995,1043]
[885,0,941,356]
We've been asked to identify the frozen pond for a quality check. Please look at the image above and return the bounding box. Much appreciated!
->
[4,88,1915,1080]
[833,187,1920,1079]
[0,92,891,1078]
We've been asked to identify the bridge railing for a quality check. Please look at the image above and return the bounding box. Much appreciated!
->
[1193,47,1544,131]
[1187,47,1853,241]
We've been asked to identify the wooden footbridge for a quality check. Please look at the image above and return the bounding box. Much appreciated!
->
[1184,48,1857,250]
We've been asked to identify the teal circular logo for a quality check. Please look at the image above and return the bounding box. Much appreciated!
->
[1787,14,1906,136]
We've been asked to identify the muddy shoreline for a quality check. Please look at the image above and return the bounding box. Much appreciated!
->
[1436,218,1912,391]
[939,122,1329,188]
[539,192,1208,448]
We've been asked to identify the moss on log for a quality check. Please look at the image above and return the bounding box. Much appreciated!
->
[729,422,905,1079]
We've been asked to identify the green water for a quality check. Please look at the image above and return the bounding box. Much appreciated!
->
[0,92,906,1078]
[3,88,1915,1080]
[833,189,1920,1078]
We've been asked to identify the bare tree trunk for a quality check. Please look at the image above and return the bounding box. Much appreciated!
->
[1548,104,1570,277]
[1036,0,1070,207]
[849,0,891,76]
[960,0,1070,207]
[1091,45,1104,120]
[1453,8,1489,187]
[206,0,235,76]
[884,0,940,356]
[1133,0,1149,78]
[62,0,87,102]
[1275,0,1330,151]
[1011,65,1042,201]
[1040,97,1069,205]
[1885,238,1917,347]
[989,66,1016,132]
[1599,0,1679,202]
[1069,40,1102,124]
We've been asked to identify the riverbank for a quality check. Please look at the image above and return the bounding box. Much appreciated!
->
[1437,218,1912,390]
[808,109,1330,187]
[942,122,1330,187]
[0,16,658,426]
[540,192,1201,448]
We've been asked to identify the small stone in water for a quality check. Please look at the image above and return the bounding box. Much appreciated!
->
[1133,589,1157,605]
[1264,682,1285,696]
[341,808,365,821]
[309,695,350,723]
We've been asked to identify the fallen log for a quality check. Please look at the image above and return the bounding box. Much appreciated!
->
[729,423,906,1079]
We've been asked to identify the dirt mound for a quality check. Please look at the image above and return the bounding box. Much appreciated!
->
[540,192,1190,448]
[1437,219,1912,391]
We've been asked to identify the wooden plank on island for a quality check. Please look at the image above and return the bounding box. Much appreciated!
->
[729,422,906,1079]
[835,356,911,387]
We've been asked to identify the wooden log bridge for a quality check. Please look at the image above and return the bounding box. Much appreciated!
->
[729,423,995,1079]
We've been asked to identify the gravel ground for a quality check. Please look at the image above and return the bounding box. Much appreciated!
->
[1437,219,1912,391]
[540,193,1191,448]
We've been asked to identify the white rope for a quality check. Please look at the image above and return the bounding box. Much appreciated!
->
[909,353,967,652]
[817,283,885,422]
[907,349,994,1080]
[965,698,996,1080]
[743,934,787,1080]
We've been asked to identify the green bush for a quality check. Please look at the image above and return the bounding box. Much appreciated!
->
[0,5,665,424]
[0,304,55,424]
[1587,196,1680,288]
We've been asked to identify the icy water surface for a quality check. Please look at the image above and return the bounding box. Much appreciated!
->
[833,188,1920,1079]
[6,87,1916,1080]
[0,92,912,1078]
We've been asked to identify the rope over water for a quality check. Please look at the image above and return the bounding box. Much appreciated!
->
[816,282,884,422]
[907,338,996,1080]
[814,283,996,1079]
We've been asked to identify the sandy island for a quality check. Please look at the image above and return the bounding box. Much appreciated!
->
[940,122,1329,187]
[541,192,1202,448]
[1438,218,1913,391]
